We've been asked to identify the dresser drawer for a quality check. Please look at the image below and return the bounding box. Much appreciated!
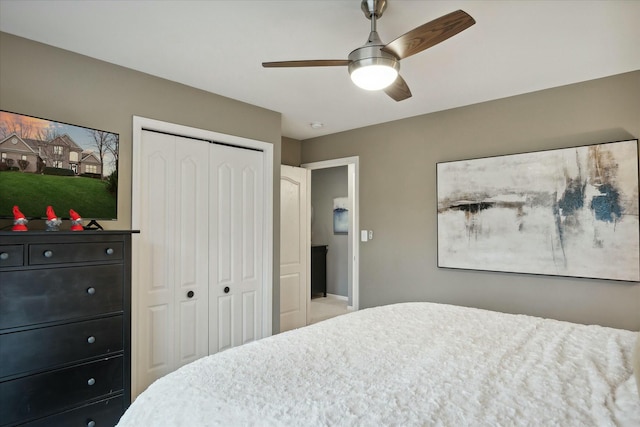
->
[0,355,123,426]
[29,241,123,265]
[1,316,123,379]
[0,265,123,329]
[24,395,124,427]
[0,245,24,269]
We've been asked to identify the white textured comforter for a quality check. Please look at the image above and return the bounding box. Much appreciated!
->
[118,302,640,426]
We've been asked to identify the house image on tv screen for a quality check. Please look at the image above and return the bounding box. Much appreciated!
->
[0,110,119,220]
[0,133,102,176]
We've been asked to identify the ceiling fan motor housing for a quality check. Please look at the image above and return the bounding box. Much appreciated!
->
[348,44,399,76]
[361,0,387,19]
[348,29,399,78]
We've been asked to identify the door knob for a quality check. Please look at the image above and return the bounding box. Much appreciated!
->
[224,286,230,294]
[187,290,194,298]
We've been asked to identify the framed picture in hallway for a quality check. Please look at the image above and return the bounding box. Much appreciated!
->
[436,139,639,281]
[333,197,349,234]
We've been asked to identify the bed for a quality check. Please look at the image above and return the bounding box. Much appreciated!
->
[118,302,640,426]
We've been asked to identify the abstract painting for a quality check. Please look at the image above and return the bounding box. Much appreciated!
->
[437,139,639,281]
[333,197,349,234]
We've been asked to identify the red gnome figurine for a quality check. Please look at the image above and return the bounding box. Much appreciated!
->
[45,205,62,232]
[12,205,28,231]
[69,209,84,231]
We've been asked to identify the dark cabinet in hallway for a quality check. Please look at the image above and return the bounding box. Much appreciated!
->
[311,245,327,298]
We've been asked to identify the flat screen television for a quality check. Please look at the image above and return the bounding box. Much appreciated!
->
[0,110,118,222]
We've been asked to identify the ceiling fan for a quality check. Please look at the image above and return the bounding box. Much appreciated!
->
[262,0,475,102]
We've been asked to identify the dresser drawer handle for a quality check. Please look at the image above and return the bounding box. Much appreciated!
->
[87,377,96,386]
[106,247,114,255]
[0,252,8,260]
[87,420,96,427]
[87,287,96,295]
[87,336,96,344]
[43,250,53,258]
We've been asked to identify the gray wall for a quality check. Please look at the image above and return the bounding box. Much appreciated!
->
[311,167,349,298]
[281,137,301,166]
[0,32,283,332]
[301,71,640,331]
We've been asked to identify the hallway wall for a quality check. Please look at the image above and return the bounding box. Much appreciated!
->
[311,166,349,299]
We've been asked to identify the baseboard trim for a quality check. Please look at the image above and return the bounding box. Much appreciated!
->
[326,293,348,301]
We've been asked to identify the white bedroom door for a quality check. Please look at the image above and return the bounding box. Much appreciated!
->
[136,131,210,394]
[208,144,264,353]
[279,165,310,332]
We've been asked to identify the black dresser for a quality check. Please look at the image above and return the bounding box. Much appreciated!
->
[0,231,133,427]
[311,245,327,298]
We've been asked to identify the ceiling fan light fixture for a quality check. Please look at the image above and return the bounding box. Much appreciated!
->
[348,46,399,91]
[350,63,398,91]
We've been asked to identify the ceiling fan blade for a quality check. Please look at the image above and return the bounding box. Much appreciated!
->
[262,60,349,68]
[384,75,412,102]
[382,10,475,60]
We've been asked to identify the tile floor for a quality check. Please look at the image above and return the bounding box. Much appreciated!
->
[309,296,351,324]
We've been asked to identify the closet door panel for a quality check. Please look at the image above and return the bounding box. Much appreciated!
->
[210,145,263,353]
[216,164,233,285]
[242,167,257,280]
[174,137,210,368]
[178,299,198,360]
[148,305,170,369]
[137,131,209,396]
[217,296,233,352]
[138,131,176,389]
[238,150,263,346]
[242,291,257,344]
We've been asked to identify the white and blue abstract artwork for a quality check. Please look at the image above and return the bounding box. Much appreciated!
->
[437,139,639,281]
[333,197,349,234]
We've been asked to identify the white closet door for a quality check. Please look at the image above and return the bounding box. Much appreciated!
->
[136,131,209,395]
[173,135,210,367]
[209,144,264,353]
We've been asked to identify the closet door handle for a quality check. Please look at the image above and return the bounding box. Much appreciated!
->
[187,290,194,298]
[224,286,230,294]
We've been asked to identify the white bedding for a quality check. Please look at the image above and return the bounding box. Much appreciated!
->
[118,302,640,426]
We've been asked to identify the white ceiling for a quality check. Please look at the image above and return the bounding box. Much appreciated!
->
[1,1,639,141]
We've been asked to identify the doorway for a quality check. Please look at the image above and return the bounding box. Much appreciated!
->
[302,156,359,321]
